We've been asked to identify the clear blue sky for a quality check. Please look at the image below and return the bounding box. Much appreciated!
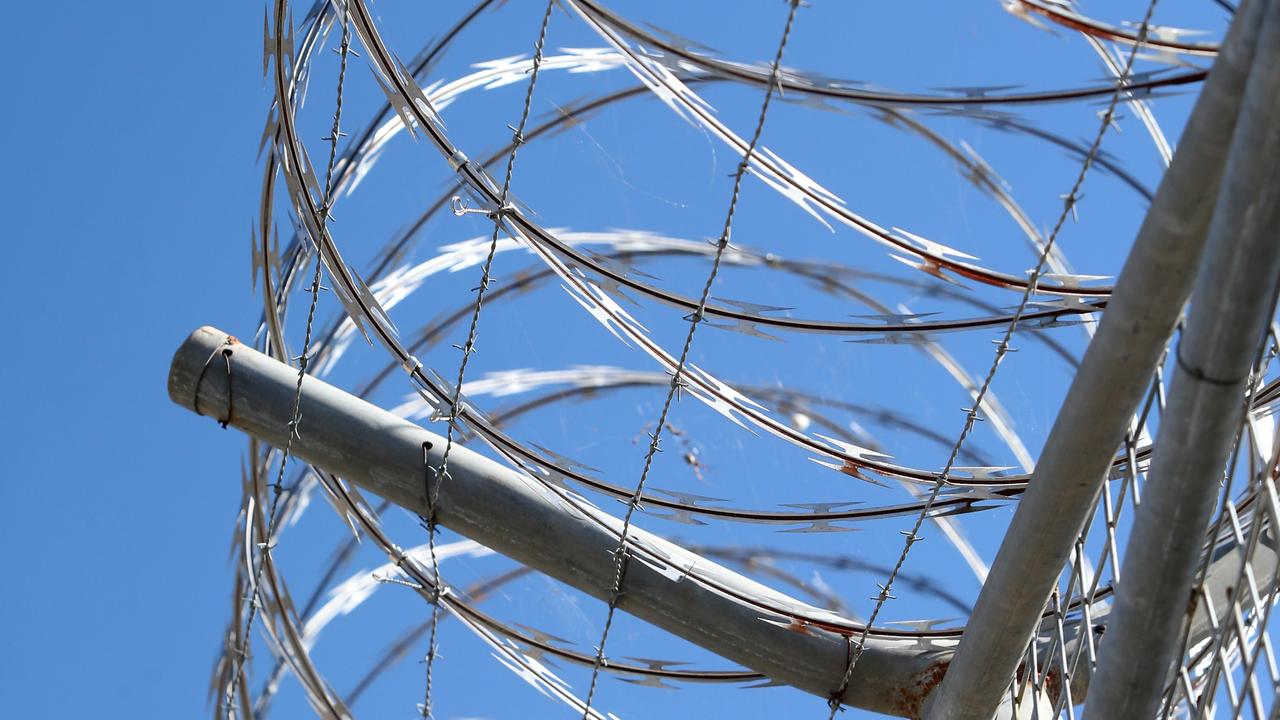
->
[4,1,272,716]
[2,1,1232,718]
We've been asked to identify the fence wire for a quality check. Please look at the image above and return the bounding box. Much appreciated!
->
[209,1,1280,718]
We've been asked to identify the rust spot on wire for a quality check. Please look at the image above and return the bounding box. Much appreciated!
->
[784,618,815,636]
[837,460,871,481]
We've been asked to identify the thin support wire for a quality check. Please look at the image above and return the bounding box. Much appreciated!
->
[824,1,1161,714]
[226,3,352,716]
[420,2,557,717]
[578,2,803,716]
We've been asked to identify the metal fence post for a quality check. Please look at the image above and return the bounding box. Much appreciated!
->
[1083,3,1280,715]
[924,2,1268,716]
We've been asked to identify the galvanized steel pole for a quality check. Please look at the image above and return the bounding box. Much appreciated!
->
[1083,3,1280,715]
[170,320,1280,717]
[169,326,942,717]
[924,2,1268,717]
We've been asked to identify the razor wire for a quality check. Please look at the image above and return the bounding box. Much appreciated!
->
[224,2,353,717]
[221,1,1280,718]
[578,2,803,715]
[825,1,1163,715]
[418,2,555,717]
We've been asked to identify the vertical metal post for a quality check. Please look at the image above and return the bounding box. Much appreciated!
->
[924,2,1267,717]
[1083,2,1280,715]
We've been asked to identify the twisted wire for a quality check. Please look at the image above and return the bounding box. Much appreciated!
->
[420,2,557,717]
[226,2,353,716]
[824,0,1162,714]
[233,0,1261,716]
[578,2,804,716]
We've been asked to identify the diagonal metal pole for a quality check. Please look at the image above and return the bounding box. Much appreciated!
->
[924,2,1268,717]
[171,325,1280,718]
[169,326,944,718]
[1083,2,1280,715]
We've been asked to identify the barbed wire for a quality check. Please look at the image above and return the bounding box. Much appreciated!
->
[579,1,804,715]
[228,1,1280,717]
[226,2,353,717]
[824,0,1164,714]
[419,2,557,717]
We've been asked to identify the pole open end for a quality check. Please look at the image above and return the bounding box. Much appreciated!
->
[168,325,240,418]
